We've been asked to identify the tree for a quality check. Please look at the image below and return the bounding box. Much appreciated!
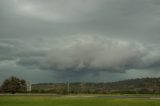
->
[1,76,27,94]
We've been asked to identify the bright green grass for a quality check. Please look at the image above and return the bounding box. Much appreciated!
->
[0,95,160,106]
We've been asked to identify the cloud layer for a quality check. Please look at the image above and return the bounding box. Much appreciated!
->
[0,0,160,82]
[0,37,160,73]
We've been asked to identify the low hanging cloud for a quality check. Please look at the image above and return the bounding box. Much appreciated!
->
[44,40,142,72]
[13,37,160,73]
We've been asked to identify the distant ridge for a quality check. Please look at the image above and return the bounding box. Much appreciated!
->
[32,77,160,94]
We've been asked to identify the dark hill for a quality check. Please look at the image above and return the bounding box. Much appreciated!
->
[32,77,160,94]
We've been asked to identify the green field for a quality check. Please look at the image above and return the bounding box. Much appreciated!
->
[0,95,160,106]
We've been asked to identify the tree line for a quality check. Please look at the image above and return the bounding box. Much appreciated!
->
[0,76,160,94]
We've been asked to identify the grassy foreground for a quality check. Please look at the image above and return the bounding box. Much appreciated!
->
[0,95,160,106]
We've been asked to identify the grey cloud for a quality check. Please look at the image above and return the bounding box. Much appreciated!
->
[0,42,17,61]
[1,37,160,73]
[0,0,160,82]
[139,50,160,69]
[6,37,158,73]
[0,0,160,44]
[42,38,144,72]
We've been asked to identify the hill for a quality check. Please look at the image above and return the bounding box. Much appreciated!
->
[31,77,160,94]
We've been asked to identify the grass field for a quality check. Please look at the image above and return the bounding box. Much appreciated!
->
[0,95,160,106]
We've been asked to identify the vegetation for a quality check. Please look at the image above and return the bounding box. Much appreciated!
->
[0,77,160,94]
[0,95,160,106]
[0,76,26,94]
[31,77,160,94]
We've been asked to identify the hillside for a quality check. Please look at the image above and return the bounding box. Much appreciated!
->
[32,77,160,94]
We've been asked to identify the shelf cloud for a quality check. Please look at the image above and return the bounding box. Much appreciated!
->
[0,37,159,73]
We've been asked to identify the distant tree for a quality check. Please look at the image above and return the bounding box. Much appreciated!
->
[1,76,27,94]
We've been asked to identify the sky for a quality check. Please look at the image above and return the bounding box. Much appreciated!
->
[0,0,160,84]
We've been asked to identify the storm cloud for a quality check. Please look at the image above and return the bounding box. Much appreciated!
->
[0,0,160,83]
[1,36,160,73]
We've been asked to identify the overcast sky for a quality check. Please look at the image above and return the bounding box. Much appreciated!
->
[0,0,160,84]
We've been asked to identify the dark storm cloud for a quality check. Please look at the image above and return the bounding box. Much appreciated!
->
[0,37,159,73]
[0,0,160,42]
[0,0,160,82]
[0,40,18,61]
